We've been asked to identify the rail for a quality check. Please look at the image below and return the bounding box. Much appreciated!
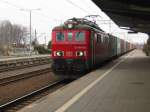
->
[0,67,52,85]
[0,55,51,72]
[0,79,65,111]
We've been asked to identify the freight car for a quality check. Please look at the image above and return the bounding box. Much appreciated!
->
[51,18,134,77]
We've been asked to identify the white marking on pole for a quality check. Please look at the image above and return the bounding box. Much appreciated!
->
[55,52,132,112]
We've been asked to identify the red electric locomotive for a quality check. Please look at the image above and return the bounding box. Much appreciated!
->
[51,18,134,77]
[51,18,93,73]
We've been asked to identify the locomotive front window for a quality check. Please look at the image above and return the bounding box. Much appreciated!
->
[67,32,73,41]
[56,32,64,41]
[75,32,85,41]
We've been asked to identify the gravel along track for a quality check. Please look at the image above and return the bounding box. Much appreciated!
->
[0,67,52,85]
[0,56,51,73]
[0,64,51,83]
[0,77,72,112]
[0,70,60,110]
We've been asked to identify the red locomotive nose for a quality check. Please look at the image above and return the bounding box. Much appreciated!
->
[51,29,89,60]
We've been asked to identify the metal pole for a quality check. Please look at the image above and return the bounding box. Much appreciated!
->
[20,8,41,55]
[35,29,37,40]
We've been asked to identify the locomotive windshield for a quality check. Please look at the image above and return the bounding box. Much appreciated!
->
[56,32,64,41]
[75,32,85,41]
[67,32,73,41]
[55,31,85,42]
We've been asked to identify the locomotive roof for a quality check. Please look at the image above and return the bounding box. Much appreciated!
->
[52,18,104,32]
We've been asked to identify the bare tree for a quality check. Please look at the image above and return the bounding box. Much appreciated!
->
[0,20,28,55]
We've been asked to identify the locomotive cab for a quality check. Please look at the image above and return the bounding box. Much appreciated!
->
[51,25,90,73]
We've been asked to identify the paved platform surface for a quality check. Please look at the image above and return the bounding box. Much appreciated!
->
[17,50,150,112]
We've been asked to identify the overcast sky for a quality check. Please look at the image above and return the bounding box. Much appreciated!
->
[0,0,148,44]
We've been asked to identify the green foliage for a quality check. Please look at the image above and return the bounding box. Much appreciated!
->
[34,45,51,54]
[32,38,39,47]
[47,40,52,49]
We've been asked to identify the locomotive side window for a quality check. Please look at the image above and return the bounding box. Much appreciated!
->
[97,34,101,43]
[67,32,73,41]
[75,32,85,41]
[101,34,104,43]
[104,36,107,44]
[56,32,64,41]
[107,35,109,44]
[104,36,109,44]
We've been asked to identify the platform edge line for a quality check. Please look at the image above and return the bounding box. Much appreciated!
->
[55,52,132,112]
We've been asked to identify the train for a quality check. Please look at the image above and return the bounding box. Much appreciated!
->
[51,18,135,77]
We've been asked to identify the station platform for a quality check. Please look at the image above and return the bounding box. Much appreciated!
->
[17,49,150,112]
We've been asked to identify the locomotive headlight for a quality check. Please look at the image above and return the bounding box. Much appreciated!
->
[76,51,84,57]
[56,51,63,56]
[68,23,73,29]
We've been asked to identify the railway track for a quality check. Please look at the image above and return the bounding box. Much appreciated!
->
[0,79,71,112]
[0,67,52,85]
[0,56,51,73]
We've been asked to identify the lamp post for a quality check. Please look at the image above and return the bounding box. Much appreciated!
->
[20,8,41,55]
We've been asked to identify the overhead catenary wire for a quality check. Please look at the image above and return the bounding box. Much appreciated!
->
[0,0,55,26]
[0,0,66,24]
[0,0,107,34]
[0,0,94,23]
[65,0,90,15]
[0,0,110,26]
[38,0,68,19]
[0,0,24,9]
[80,0,100,15]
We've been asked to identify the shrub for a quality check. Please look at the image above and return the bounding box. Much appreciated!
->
[34,45,51,54]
